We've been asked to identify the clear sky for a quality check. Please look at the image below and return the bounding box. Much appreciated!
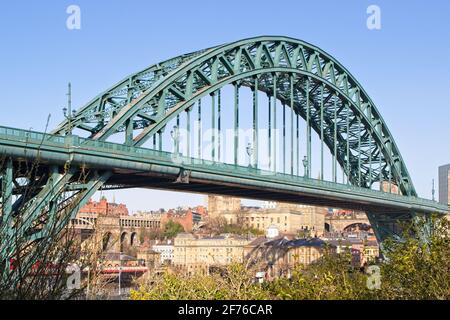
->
[0,1,449,211]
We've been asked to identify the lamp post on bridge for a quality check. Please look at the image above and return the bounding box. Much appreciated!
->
[302,156,309,178]
[62,82,76,136]
[246,142,254,168]
[432,179,435,201]
[170,125,180,157]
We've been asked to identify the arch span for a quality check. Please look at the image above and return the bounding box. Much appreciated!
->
[4,36,448,290]
[54,36,415,196]
[120,231,128,251]
[343,223,372,232]
[130,232,138,247]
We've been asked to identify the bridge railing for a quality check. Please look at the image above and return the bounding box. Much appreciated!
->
[172,157,444,209]
[0,125,447,212]
[0,126,66,144]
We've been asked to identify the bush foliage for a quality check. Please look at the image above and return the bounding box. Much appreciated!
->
[131,216,450,300]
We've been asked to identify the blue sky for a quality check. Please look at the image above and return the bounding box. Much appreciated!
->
[0,1,449,211]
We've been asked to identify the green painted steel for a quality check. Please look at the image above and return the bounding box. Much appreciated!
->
[0,126,447,215]
[1,36,448,287]
[52,36,416,197]
[252,79,258,168]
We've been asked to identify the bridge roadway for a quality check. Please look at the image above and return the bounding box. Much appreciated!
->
[0,126,448,215]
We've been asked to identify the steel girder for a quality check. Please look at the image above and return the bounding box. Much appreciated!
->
[0,36,441,288]
[0,158,111,284]
[366,211,435,246]
[53,36,416,197]
[4,170,111,287]
[51,49,212,136]
[0,158,13,231]
[366,211,412,244]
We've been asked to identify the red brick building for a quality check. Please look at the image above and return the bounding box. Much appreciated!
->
[78,198,205,233]
[79,196,129,217]
[161,206,206,232]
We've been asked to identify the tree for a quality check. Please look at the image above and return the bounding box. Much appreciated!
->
[202,216,227,235]
[268,247,369,300]
[163,220,184,239]
[203,216,263,236]
[76,223,118,300]
[129,216,450,300]
[147,228,164,240]
[0,155,113,300]
[0,156,89,299]
[130,263,270,300]
[138,226,146,244]
[372,215,450,300]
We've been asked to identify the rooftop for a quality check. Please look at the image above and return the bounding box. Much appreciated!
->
[286,237,330,248]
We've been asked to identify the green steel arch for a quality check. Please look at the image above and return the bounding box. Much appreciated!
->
[3,36,446,289]
[54,36,416,196]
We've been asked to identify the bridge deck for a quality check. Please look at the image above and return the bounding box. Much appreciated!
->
[0,126,448,215]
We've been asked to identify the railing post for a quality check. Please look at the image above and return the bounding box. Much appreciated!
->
[64,134,79,147]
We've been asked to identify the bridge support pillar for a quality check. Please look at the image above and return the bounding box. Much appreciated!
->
[0,162,111,289]
[366,211,410,244]
[367,211,434,251]
[1,157,13,280]
[1,157,13,229]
